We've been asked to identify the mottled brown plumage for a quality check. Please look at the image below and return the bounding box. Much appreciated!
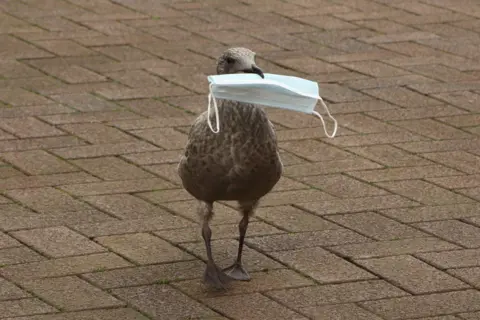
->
[177,47,283,289]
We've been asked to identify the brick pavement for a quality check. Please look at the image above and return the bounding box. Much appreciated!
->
[0,0,480,319]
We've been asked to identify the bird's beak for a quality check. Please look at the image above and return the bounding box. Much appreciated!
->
[244,65,264,78]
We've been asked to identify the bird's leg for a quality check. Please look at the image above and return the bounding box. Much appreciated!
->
[200,202,231,289]
[223,200,257,281]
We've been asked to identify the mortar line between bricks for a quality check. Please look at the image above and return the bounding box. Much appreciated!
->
[407,215,480,249]
[75,274,159,320]
[258,291,315,319]
[167,285,237,320]
[320,214,391,241]
[353,301,390,320]
[1,279,62,312]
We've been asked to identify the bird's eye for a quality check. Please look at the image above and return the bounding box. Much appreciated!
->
[226,57,235,64]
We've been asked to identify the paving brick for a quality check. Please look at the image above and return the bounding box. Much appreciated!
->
[59,177,175,196]
[392,119,474,140]
[95,45,156,61]
[246,227,369,252]
[356,255,468,294]
[431,91,480,113]
[381,203,480,223]
[0,150,77,175]
[403,64,478,82]
[11,226,106,258]
[363,87,442,108]
[6,187,93,213]
[59,123,137,144]
[284,157,382,177]
[39,110,141,125]
[0,60,42,79]
[0,104,74,119]
[460,311,480,320]
[0,172,99,191]
[276,56,346,74]
[450,268,480,289]
[340,60,410,77]
[33,39,94,56]
[422,151,480,174]
[323,50,402,63]
[299,303,385,320]
[51,141,160,159]
[121,150,184,165]
[279,139,351,161]
[0,117,64,138]
[354,19,417,33]
[417,249,480,269]
[367,105,468,121]
[327,212,426,240]
[359,31,439,44]
[255,205,339,232]
[329,237,459,259]
[0,252,132,281]
[0,35,52,59]
[428,174,480,189]
[130,127,188,150]
[113,284,218,320]
[0,232,20,249]
[202,293,307,320]
[0,299,56,318]
[73,215,194,238]
[259,189,336,206]
[81,193,174,219]
[84,260,205,289]
[321,131,427,148]
[376,180,474,205]
[350,165,462,182]
[266,279,408,309]
[1,308,150,320]
[335,113,401,133]
[122,98,192,117]
[72,156,154,181]
[360,290,480,320]
[298,194,420,215]
[50,93,119,112]
[0,136,86,153]
[414,220,480,248]
[0,88,52,106]
[271,247,375,283]
[96,233,194,264]
[437,114,480,128]
[21,276,123,311]
[396,138,480,154]
[349,144,433,167]
[0,246,45,266]
[300,173,389,198]
[0,278,29,300]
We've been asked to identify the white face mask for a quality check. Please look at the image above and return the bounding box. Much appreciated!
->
[206,73,338,138]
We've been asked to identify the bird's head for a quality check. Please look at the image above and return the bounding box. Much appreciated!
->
[216,47,264,78]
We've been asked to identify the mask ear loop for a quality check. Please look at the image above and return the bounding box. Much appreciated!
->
[312,96,338,138]
[207,83,220,134]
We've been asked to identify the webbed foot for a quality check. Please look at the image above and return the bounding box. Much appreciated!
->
[204,263,232,289]
[223,262,251,281]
